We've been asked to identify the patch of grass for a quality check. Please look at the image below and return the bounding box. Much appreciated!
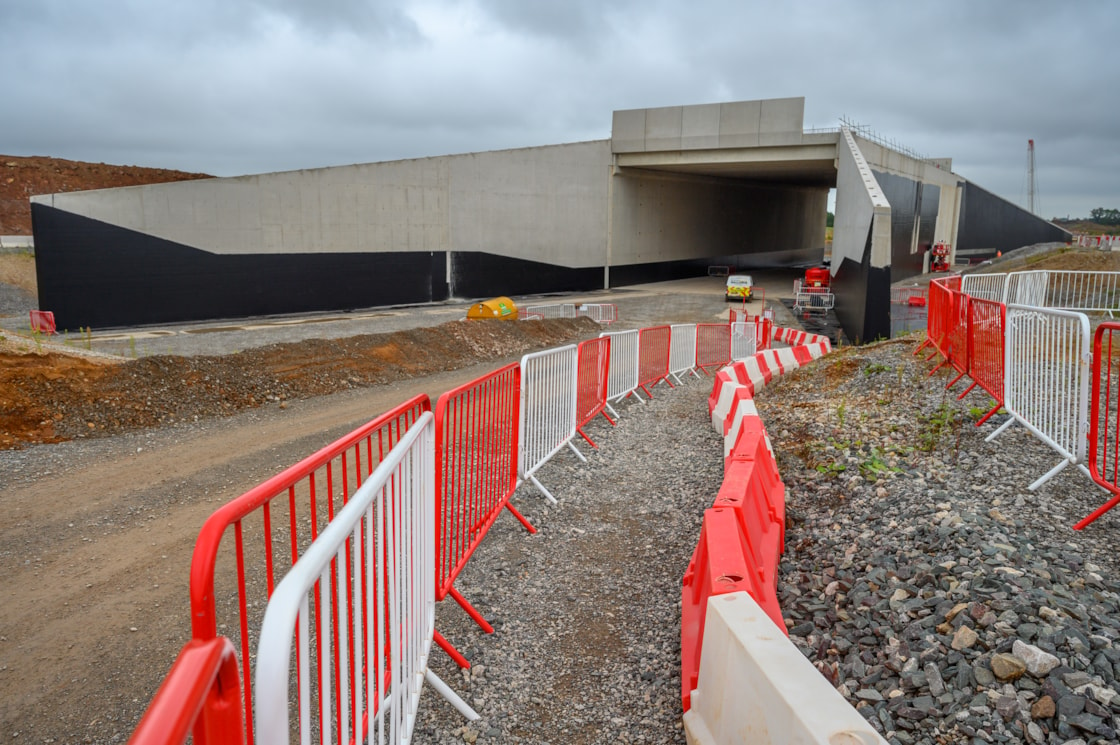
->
[864,363,893,377]
[918,401,963,453]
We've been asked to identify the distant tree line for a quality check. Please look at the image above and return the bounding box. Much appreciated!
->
[1090,207,1120,226]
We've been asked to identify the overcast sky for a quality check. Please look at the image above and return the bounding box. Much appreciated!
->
[5,0,1118,220]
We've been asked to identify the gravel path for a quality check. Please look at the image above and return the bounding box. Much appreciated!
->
[412,378,721,744]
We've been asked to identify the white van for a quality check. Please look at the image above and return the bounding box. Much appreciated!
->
[725,274,753,302]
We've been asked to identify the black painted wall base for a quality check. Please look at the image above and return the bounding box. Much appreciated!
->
[831,224,891,344]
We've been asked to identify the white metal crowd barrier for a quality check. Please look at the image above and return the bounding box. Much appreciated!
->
[521,303,576,319]
[518,345,583,504]
[601,329,640,419]
[669,324,700,384]
[730,322,758,361]
[986,306,1092,490]
[1003,271,1049,307]
[960,273,1007,303]
[1036,271,1120,314]
[254,412,478,745]
[578,303,618,325]
[792,291,834,314]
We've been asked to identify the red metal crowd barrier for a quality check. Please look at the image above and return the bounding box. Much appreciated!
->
[128,638,243,745]
[1075,323,1120,529]
[435,363,533,652]
[695,323,731,374]
[934,289,970,387]
[960,297,1006,425]
[637,325,672,396]
[29,309,56,335]
[575,336,612,446]
[917,276,960,359]
[187,394,432,745]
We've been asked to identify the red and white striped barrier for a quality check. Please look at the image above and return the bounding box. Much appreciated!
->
[435,364,534,648]
[575,336,612,446]
[518,345,583,504]
[255,412,478,745]
[29,309,56,335]
[669,323,700,384]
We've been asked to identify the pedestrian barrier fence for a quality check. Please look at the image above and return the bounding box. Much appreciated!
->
[730,321,758,361]
[577,303,618,325]
[29,309,56,334]
[708,265,731,277]
[986,305,1091,490]
[960,297,1006,425]
[575,336,612,446]
[891,287,929,306]
[918,275,960,359]
[959,273,1007,303]
[255,412,479,745]
[1003,271,1049,307]
[186,394,433,745]
[792,290,834,314]
[695,323,731,374]
[1017,271,1120,314]
[669,324,700,384]
[1075,323,1120,529]
[518,345,583,505]
[435,363,531,644]
[601,329,640,418]
[935,287,970,387]
[637,325,673,397]
[520,303,576,319]
[129,637,244,745]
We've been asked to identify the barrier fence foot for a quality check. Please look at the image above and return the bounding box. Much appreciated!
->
[945,370,967,390]
[1028,458,1071,491]
[638,385,653,399]
[914,339,931,355]
[603,403,620,422]
[984,416,1016,443]
[425,669,481,721]
[504,501,537,533]
[567,440,588,464]
[690,368,702,379]
[577,427,598,449]
[529,474,559,504]
[1074,489,1120,530]
[449,587,495,634]
[974,401,1002,426]
[434,630,472,669]
[927,360,948,376]
[925,349,939,363]
[956,381,978,401]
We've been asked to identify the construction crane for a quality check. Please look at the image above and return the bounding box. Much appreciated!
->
[1027,139,1037,215]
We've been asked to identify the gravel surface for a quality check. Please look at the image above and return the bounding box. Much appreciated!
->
[762,336,1120,745]
[412,378,720,744]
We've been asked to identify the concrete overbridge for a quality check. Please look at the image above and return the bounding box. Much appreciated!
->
[31,96,1068,341]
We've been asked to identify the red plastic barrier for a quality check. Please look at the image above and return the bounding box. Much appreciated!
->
[187,394,432,745]
[1075,323,1120,529]
[695,323,731,374]
[637,325,672,396]
[961,297,1005,425]
[29,310,56,335]
[575,336,611,445]
[435,363,534,641]
[129,638,243,745]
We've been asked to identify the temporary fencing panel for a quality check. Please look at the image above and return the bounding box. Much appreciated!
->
[1004,271,1049,307]
[518,345,582,504]
[637,325,673,396]
[730,321,758,361]
[29,309,56,334]
[937,289,970,386]
[793,290,834,314]
[987,305,1091,490]
[129,638,244,745]
[435,363,531,639]
[959,273,1007,303]
[669,324,699,384]
[919,276,960,358]
[961,297,1006,425]
[575,336,611,446]
[520,303,576,319]
[891,287,928,306]
[187,395,433,745]
[255,413,479,745]
[1034,270,1120,313]
[1076,323,1120,529]
[601,329,639,417]
[695,323,731,374]
[577,303,618,324]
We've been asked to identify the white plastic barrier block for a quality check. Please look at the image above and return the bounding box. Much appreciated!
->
[684,593,888,745]
[723,399,760,458]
